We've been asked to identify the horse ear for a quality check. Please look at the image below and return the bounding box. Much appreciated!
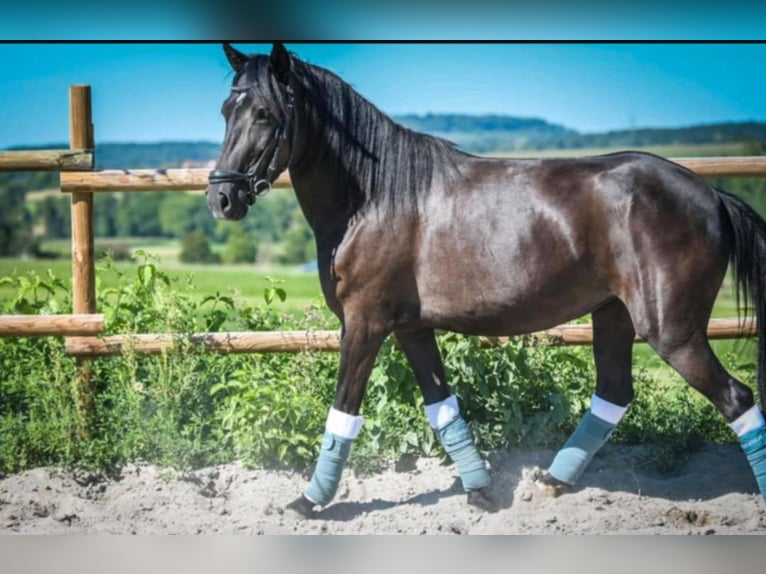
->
[270,42,292,85]
[223,43,248,73]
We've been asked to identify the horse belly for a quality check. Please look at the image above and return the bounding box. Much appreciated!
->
[419,276,610,337]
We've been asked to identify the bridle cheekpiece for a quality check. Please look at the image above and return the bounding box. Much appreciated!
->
[208,75,296,206]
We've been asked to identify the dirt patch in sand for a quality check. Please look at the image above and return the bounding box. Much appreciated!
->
[2,443,765,534]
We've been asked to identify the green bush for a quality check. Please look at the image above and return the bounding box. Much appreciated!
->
[179,230,220,264]
[279,219,317,264]
[221,227,258,264]
[0,256,757,477]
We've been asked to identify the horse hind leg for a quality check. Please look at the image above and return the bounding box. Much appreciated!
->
[395,328,497,512]
[645,329,766,494]
[537,299,636,496]
[647,331,755,423]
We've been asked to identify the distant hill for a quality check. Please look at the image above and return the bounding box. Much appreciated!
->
[94,142,222,169]
[5,117,766,166]
[394,113,578,153]
[553,122,766,152]
[393,115,766,153]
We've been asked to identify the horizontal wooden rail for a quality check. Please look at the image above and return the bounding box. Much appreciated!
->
[59,156,766,193]
[66,329,342,356]
[0,149,94,172]
[488,317,757,346]
[0,314,105,337]
[65,317,755,357]
[61,169,292,192]
[673,156,766,178]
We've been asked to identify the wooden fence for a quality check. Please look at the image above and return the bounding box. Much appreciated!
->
[63,318,756,358]
[1,84,764,360]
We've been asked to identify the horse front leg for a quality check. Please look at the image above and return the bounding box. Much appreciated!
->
[286,315,389,518]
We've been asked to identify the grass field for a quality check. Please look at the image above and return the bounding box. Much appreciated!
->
[0,257,325,316]
[38,237,184,260]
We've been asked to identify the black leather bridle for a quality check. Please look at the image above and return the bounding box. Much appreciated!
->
[208,78,295,206]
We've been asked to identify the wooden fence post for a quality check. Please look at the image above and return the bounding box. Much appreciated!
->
[69,85,96,428]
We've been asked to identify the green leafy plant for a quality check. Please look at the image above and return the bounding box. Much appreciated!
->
[263,275,287,306]
[0,259,756,478]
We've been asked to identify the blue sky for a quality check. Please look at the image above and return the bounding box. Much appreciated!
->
[1,43,766,148]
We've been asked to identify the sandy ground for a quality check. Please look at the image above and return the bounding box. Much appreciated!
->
[2,443,765,534]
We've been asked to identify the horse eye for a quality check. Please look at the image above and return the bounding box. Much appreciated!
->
[255,108,269,122]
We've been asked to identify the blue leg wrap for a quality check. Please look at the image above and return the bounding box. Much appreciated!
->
[304,431,353,506]
[739,426,766,500]
[438,416,491,492]
[548,410,617,485]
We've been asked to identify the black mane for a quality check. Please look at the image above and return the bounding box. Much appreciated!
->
[245,55,466,216]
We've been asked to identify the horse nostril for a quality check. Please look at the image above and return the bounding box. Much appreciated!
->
[218,192,230,211]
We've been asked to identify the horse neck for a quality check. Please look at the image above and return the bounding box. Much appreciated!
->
[286,69,393,241]
[287,130,353,247]
[287,64,465,242]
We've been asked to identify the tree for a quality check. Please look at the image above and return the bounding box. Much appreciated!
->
[37,196,70,238]
[280,218,316,264]
[0,180,36,256]
[159,193,216,239]
[116,193,166,237]
[179,230,220,264]
[94,193,120,237]
[222,226,258,264]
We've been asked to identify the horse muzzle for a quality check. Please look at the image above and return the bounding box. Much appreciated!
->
[206,178,252,221]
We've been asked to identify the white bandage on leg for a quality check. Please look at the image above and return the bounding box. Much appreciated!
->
[590,393,629,425]
[325,407,364,440]
[424,395,460,429]
[731,405,766,437]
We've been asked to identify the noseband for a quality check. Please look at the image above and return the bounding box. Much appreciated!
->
[208,78,296,206]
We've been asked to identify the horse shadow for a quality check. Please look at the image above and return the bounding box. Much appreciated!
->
[316,457,524,522]
[317,443,759,521]
[317,478,494,522]
[528,442,760,503]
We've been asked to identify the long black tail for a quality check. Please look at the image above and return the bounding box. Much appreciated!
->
[718,188,766,411]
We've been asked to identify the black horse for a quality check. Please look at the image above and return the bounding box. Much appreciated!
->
[207,43,766,517]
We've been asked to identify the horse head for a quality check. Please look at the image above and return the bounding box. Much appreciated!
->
[207,42,295,221]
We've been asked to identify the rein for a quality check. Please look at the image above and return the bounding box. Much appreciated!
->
[208,77,296,205]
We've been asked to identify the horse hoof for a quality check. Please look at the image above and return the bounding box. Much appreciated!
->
[467,487,498,513]
[534,471,571,498]
[285,495,316,519]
